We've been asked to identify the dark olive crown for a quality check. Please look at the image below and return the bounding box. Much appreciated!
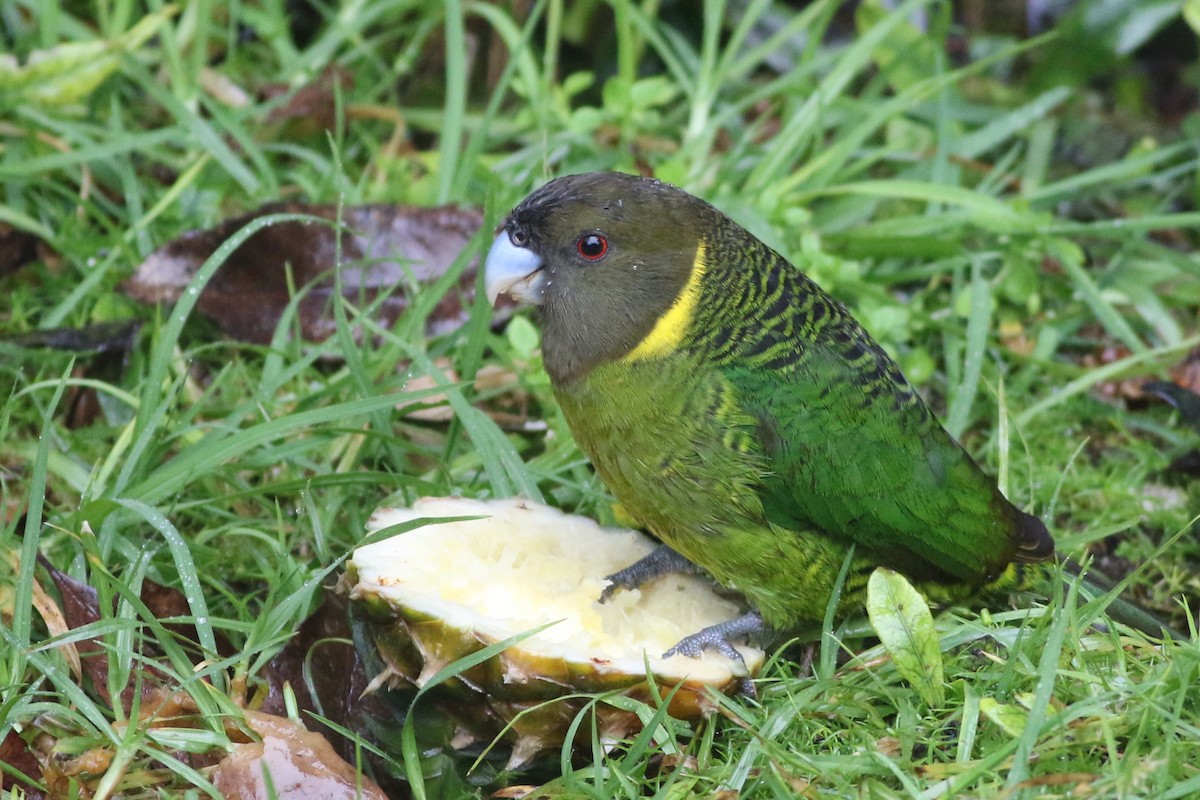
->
[503,173,715,382]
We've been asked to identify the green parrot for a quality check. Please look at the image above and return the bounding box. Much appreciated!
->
[483,171,1056,661]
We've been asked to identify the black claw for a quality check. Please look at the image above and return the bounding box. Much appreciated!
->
[599,546,699,603]
[664,630,746,664]
[598,577,621,604]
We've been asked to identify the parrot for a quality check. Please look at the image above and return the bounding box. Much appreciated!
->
[481,171,1112,662]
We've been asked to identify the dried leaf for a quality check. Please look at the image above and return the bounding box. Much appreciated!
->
[22,552,81,680]
[38,557,108,698]
[262,65,354,133]
[1085,344,1147,402]
[254,592,411,797]
[866,568,945,707]
[3,322,140,428]
[400,360,523,423]
[1011,772,1097,793]
[2,322,140,428]
[124,202,485,343]
[38,555,229,710]
[198,67,252,108]
[211,711,388,800]
[875,735,902,757]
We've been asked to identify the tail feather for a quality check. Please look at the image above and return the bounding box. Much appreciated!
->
[1012,510,1055,562]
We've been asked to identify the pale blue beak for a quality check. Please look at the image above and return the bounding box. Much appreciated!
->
[484,231,546,306]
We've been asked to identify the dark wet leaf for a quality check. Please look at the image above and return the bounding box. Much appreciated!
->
[38,557,107,698]
[1143,380,1200,433]
[0,222,42,277]
[0,730,46,800]
[260,592,355,716]
[1165,451,1200,476]
[259,592,392,746]
[258,592,410,796]
[38,556,230,710]
[2,321,140,353]
[1,322,140,428]
[124,203,484,344]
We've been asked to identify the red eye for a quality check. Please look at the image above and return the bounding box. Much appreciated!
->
[577,234,608,261]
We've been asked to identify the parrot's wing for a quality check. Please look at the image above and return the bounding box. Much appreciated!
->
[725,327,1050,584]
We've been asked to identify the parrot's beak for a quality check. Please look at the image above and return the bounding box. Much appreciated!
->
[485,231,545,306]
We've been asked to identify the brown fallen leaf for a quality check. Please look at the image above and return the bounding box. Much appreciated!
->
[1091,342,1200,407]
[37,553,120,704]
[14,549,82,681]
[875,735,902,757]
[1001,772,1097,799]
[492,786,539,799]
[255,591,412,797]
[400,359,524,423]
[211,710,388,800]
[0,730,45,800]
[262,64,354,133]
[257,591,385,733]
[37,548,231,712]
[124,202,485,344]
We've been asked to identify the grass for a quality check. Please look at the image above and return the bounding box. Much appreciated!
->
[2,0,1199,797]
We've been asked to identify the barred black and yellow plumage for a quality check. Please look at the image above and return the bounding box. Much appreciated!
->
[483,171,1076,656]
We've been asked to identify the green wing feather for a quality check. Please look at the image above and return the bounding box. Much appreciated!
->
[696,216,1052,585]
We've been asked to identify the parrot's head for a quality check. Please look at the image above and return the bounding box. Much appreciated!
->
[485,172,714,382]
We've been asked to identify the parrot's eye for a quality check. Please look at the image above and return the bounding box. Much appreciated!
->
[510,229,528,247]
[577,234,608,261]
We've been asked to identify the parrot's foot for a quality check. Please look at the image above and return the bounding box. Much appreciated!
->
[663,612,764,664]
[599,546,700,603]
[664,612,764,698]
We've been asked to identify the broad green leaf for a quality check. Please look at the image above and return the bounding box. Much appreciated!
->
[979,697,1029,738]
[866,568,945,706]
[506,314,542,361]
